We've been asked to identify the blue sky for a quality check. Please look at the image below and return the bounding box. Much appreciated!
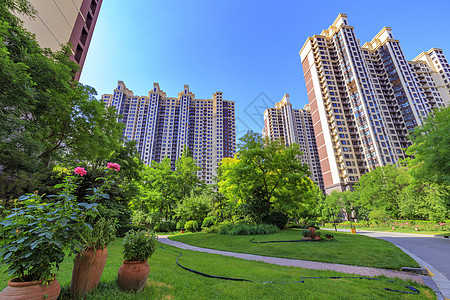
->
[80,0,450,138]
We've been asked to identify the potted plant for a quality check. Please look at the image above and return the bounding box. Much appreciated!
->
[118,230,158,292]
[300,229,312,240]
[0,192,96,300]
[306,221,321,240]
[70,217,117,298]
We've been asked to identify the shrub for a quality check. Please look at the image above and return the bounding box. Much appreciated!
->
[368,209,391,221]
[78,217,117,251]
[262,212,288,229]
[217,223,279,235]
[154,220,176,233]
[123,230,158,261]
[185,220,199,232]
[176,220,186,230]
[202,216,217,228]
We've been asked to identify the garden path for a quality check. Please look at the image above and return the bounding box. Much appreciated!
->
[157,235,424,284]
[322,228,450,299]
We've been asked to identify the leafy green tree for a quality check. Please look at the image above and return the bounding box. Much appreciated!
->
[405,107,450,186]
[133,150,203,222]
[321,190,357,222]
[354,165,409,219]
[174,146,202,200]
[218,131,317,223]
[405,107,450,215]
[398,181,448,221]
[175,190,213,224]
[0,1,123,202]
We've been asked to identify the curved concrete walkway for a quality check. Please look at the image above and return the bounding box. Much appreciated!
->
[158,235,424,284]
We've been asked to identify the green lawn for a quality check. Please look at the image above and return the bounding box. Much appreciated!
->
[0,238,433,299]
[170,229,420,270]
[322,225,450,236]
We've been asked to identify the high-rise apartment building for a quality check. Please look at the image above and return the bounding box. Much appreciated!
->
[299,14,448,194]
[263,94,324,191]
[410,48,450,107]
[17,0,103,80]
[102,81,236,184]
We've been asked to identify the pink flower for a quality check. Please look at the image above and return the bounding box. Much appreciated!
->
[107,162,120,171]
[74,167,87,177]
[392,227,395,230]
[415,228,419,231]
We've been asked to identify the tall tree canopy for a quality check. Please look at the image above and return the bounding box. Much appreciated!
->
[405,107,450,187]
[0,1,123,201]
[218,131,319,223]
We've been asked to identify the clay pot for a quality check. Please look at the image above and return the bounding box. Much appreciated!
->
[308,226,317,239]
[302,236,312,240]
[70,247,108,298]
[118,260,150,292]
[0,278,60,300]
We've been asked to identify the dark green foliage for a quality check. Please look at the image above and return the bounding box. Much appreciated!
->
[176,220,186,230]
[217,223,279,235]
[153,221,176,233]
[122,230,157,262]
[185,220,199,232]
[262,212,288,229]
[202,216,217,228]
[116,225,146,238]
[0,1,124,203]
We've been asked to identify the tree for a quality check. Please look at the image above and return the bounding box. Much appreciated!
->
[354,165,410,219]
[321,190,357,221]
[0,1,123,201]
[174,146,202,200]
[133,150,203,222]
[175,190,213,224]
[405,107,450,187]
[218,131,317,223]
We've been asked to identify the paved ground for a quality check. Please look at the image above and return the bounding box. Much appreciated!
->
[158,235,424,283]
[324,228,450,299]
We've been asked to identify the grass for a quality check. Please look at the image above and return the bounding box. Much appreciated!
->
[170,229,420,270]
[322,225,450,236]
[0,238,434,299]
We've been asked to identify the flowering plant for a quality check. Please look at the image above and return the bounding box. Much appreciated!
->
[0,188,97,282]
[0,163,120,282]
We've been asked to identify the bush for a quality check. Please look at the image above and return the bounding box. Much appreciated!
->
[262,212,288,229]
[202,216,217,228]
[154,220,176,233]
[123,230,158,261]
[368,209,391,221]
[176,220,186,230]
[116,225,147,237]
[185,220,199,232]
[79,217,117,250]
[217,223,279,235]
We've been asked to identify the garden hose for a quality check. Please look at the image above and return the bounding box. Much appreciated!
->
[250,238,322,243]
[159,246,420,294]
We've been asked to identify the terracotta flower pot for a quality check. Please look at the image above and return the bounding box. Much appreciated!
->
[0,278,60,300]
[118,260,150,292]
[308,226,317,239]
[70,247,108,298]
[302,236,312,240]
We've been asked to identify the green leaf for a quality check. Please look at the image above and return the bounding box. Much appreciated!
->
[18,195,30,201]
